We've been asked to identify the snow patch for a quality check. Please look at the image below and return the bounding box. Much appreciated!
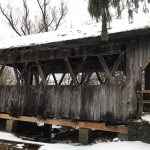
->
[141,114,150,123]
[0,131,150,150]
[15,144,25,149]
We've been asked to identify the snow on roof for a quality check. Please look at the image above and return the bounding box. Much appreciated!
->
[0,12,150,50]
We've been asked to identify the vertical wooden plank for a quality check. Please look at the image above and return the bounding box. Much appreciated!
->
[12,62,20,85]
[36,61,47,85]
[19,61,29,80]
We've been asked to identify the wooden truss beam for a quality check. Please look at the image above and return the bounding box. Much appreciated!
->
[44,59,55,78]
[59,73,66,85]
[70,56,87,85]
[92,63,103,84]
[0,64,6,76]
[12,62,20,85]
[34,74,40,85]
[52,73,57,85]
[36,61,47,85]
[0,113,128,134]
[19,61,29,80]
[65,58,78,85]
[105,51,125,84]
[80,72,88,85]
[98,55,115,84]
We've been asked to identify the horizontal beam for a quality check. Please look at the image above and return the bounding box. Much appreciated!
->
[137,90,150,93]
[0,113,128,134]
[138,100,150,104]
[1,52,121,65]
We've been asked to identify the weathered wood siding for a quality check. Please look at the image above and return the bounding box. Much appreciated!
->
[126,38,150,114]
[0,85,130,123]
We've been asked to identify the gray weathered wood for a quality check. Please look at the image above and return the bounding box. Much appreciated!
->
[36,62,47,85]
[70,56,87,85]
[0,64,6,76]
[98,55,115,84]
[59,73,66,85]
[65,58,78,85]
[105,51,125,83]
[19,62,29,80]
[52,73,57,85]
[12,62,20,85]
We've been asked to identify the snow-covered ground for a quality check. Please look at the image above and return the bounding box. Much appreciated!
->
[0,131,149,150]
[141,113,150,123]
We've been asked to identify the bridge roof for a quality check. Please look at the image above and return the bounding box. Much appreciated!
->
[0,14,150,51]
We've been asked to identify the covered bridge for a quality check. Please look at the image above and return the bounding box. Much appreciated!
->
[0,21,150,136]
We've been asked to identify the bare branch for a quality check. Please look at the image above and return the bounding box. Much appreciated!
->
[0,3,21,36]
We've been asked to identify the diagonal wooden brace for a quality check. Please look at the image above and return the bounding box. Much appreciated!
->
[98,55,115,84]
[36,61,47,85]
[65,58,78,85]
[70,56,87,85]
[12,62,20,85]
[0,64,6,76]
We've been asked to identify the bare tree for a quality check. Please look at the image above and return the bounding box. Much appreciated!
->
[0,0,68,36]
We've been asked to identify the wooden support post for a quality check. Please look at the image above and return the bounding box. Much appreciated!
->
[27,66,32,85]
[79,128,92,145]
[34,74,40,85]
[12,62,20,85]
[19,62,29,80]
[65,58,78,85]
[105,52,125,84]
[0,64,6,76]
[6,120,18,133]
[84,73,93,85]
[98,55,115,84]
[92,63,103,84]
[36,61,47,85]
[52,73,57,85]
[59,73,66,85]
[111,52,125,75]
[80,72,88,85]
[96,72,103,84]
[44,124,52,142]
[70,56,87,85]
[44,59,55,78]
[117,133,128,141]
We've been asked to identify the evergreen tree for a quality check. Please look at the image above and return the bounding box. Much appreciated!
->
[88,0,150,41]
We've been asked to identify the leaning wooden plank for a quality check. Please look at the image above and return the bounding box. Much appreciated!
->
[98,55,115,84]
[59,73,66,85]
[137,90,150,93]
[0,64,6,76]
[12,62,20,85]
[44,59,55,78]
[19,61,29,80]
[142,58,150,70]
[0,113,128,134]
[36,61,47,85]
[92,63,103,84]
[65,58,78,85]
[70,56,87,85]
[104,52,125,84]
[52,73,58,85]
